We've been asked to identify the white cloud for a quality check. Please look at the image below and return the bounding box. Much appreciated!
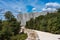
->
[46,2,60,8]
[32,8,36,11]
[42,8,57,12]
[42,2,60,12]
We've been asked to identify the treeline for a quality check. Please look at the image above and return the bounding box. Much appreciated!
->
[0,11,27,40]
[26,9,60,34]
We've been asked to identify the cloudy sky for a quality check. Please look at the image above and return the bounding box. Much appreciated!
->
[0,0,60,18]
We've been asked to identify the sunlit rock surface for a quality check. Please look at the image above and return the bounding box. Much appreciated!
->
[24,29,40,40]
[36,30,60,40]
[24,29,60,40]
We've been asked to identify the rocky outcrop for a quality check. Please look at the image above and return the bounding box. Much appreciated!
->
[19,26,40,40]
[24,29,40,40]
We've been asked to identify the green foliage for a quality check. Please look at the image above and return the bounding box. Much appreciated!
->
[0,11,27,40]
[26,10,60,34]
[4,11,14,21]
[11,33,27,40]
[0,20,2,31]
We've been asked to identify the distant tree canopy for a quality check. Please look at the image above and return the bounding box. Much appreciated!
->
[0,11,27,40]
[4,11,14,20]
[57,8,60,12]
[26,9,60,34]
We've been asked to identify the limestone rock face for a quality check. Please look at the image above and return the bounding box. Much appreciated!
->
[17,12,47,26]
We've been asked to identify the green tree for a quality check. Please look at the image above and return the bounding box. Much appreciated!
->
[4,11,14,21]
[0,19,2,30]
[0,11,27,40]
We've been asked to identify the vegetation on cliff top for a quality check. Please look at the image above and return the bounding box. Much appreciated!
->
[26,9,60,34]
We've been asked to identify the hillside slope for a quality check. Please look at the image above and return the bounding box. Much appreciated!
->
[26,11,60,34]
[24,29,60,40]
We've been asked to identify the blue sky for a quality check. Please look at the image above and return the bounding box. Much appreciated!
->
[0,0,60,19]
